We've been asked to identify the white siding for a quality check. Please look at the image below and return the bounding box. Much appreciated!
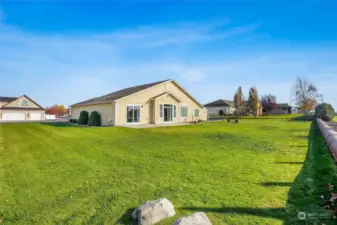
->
[206,106,235,116]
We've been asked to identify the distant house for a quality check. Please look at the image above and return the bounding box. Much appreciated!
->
[70,79,207,126]
[204,99,236,116]
[269,103,290,115]
[0,95,45,121]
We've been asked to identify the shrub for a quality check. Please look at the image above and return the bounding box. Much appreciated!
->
[69,119,77,124]
[78,111,89,125]
[218,110,224,116]
[315,103,335,121]
[88,111,101,126]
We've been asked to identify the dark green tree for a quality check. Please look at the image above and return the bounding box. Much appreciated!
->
[78,111,89,125]
[315,103,335,121]
[88,111,101,126]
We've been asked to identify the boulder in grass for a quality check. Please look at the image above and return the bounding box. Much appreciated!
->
[132,198,175,225]
[173,212,212,225]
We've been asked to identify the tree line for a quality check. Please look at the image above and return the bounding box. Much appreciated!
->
[232,77,335,119]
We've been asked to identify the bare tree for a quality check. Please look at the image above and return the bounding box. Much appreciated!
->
[295,77,321,114]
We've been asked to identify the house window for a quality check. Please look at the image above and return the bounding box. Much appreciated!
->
[127,105,140,123]
[20,100,29,107]
[194,109,200,117]
[160,104,163,118]
[181,106,188,117]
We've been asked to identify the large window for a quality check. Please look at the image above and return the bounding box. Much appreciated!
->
[127,105,140,123]
[194,109,200,117]
[181,106,188,117]
[20,100,29,107]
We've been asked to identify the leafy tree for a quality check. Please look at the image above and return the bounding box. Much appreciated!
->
[248,87,259,116]
[88,111,101,126]
[78,111,89,125]
[45,104,68,118]
[315,103,335,121]
[234,87,245,115]
[260,94,277,114]
[294,77,321,114]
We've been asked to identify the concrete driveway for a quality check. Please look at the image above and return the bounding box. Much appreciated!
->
[0,118,69,124]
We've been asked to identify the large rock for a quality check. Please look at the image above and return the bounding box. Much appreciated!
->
[132,198,175,225]
[173,212,212,225]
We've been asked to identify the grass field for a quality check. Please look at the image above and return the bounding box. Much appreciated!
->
[209,114,304,119]
[0,119,311,224]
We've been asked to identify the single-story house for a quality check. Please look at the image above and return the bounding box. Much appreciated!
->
[269,103,291,115]
[70,79,207,126]
[0,95,45,121]
[204,99,236,116]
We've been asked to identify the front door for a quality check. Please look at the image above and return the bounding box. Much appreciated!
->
[164,104,173,122]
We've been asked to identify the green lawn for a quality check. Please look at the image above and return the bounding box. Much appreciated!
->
[209,114,304,119]
[0,119,311,224]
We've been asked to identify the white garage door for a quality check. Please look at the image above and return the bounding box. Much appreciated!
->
[30,113,42,120]
[2,113,26,121]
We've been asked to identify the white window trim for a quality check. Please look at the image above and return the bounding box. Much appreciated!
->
[160,104,163,118]
[173,104,177,119]
[180,105,188,118]
[20,100,29,107]
[126,104,141,124]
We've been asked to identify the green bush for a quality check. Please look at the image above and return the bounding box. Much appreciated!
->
[315,103,335,121]
[69,119,77,124]
[78,111,89,125]
[88,111,101,126]
[218,110,224,116]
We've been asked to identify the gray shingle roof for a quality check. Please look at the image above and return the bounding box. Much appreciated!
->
[72,79,171,107]
[204,99,234,107]
[0,96,18,102]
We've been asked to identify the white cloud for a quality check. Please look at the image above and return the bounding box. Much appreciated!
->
[0,17,337,109]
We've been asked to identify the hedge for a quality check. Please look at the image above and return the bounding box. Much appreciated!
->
[78,111,89,125]
[88,111,101,126]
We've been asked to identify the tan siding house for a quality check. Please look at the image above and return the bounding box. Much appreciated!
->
[0,95,45,121]
[70,79,207,126]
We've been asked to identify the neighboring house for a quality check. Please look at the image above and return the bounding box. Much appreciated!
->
[269,103,290,115]
[0,95,45,121]
[70,79,207,126]
[204,99,236,116]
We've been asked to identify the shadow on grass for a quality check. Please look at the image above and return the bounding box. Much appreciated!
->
[293,135,308,139]
[39,122,77,128]
[288,115,314,122]
[287,145,308,148]
[283,121,337,224]
[275,162,303,165]
[260,182,292,187]
[115,208,137,225]
[180,207,286,220]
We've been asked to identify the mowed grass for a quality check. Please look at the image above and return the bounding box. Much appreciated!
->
[0,119,310,225]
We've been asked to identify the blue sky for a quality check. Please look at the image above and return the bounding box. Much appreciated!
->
[1,1,337,108]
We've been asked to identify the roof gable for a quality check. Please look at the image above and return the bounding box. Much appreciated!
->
[204,99,234,107]
[150,92,182,102]
[71,79,170,107]
[1,95,44,110]
[169,80,204,108]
